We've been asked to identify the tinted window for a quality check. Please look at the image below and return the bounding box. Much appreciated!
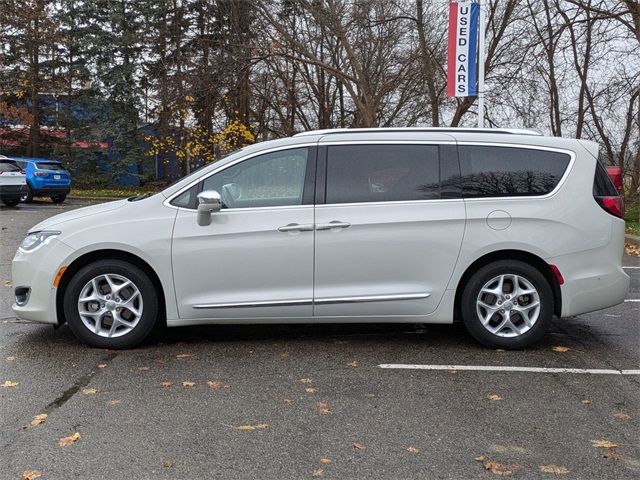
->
[37,162,65,171]
[171,184,199,209]
[202,147,308,209]
[458,146,571,197]
[593,161,617,197]
[326,145,440,204]
[0,160,20,172]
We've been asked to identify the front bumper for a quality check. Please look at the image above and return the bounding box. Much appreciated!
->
[11,239,75,325]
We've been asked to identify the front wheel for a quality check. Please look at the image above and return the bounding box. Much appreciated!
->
[460,260,553,349]
[1,196,20,207]
[63,259,159,349]
[51,194,66,204]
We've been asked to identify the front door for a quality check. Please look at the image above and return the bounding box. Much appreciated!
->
[313,141,465,317]
[171,146,316,320]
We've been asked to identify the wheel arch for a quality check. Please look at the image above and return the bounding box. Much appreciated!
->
[56,249,167,327]
[453,249,562,320]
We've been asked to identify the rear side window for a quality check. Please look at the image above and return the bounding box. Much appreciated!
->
[37,162,65,171]
[326,145,440,204]
[0,160,20,172]
[593,161,618,196]
[458,146,571,198]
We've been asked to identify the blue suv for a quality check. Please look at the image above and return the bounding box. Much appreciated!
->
[15,158,72,204]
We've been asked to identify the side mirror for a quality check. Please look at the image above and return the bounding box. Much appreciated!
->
[197,190,223,226]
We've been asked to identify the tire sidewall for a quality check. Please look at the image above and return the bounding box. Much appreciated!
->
[2,196,20,207]
[461,260,553,349]
[63,259,159,349]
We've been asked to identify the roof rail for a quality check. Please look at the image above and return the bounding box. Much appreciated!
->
[294,127,542,137]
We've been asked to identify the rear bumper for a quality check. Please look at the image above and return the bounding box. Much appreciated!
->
[31,186,71,196]
[550,221,630,317]
[0,184,27,196]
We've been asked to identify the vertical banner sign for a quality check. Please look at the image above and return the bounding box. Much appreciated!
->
[447,1,479,97]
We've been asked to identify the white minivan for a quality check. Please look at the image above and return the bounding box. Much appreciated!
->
[11,128,630,349]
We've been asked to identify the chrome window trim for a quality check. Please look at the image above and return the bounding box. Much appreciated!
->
[163,143,318,211]
[192,293,429,309]
[165,140,576,210]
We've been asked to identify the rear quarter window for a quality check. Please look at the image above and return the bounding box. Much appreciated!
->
[458,146,571,198]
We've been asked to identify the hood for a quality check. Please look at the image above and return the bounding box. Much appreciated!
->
[29,199,128,232]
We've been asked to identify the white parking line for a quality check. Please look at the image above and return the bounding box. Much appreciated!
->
[378,364,640,375]
[624,299,640,302]
[623,266,640,269]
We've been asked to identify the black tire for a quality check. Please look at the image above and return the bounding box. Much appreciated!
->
[460,260,553,349]
[63,259,159,349]
[21,186,33,203]
[1,196,20,207]
[51,194,66,204]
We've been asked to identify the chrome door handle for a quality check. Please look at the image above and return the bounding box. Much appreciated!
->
[315,221,351,231]
[278,223,314,232]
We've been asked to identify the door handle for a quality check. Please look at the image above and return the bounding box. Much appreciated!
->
[278,223,314,233]
[315,221,351,231]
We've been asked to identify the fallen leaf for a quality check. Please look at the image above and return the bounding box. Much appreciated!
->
[552,346,570,353]
[107,400,121,406]
[138,366,150,371]
[22,470,43,480]
[162,459,175,468]
[300,378,313,384]
[483,460,521,476]
[614,411,631,420]
[487,394,502,401]
[347,360,359,368]
[353,442,366,451]
[3,280,13,287]
[319,458,332,465]
[581,400,591,405]
[591,440,618,449]
[1,380,18,388]
[284,398,293,404]
[625,244,640,256]
[82,388,97,395]
[207,380,228,389]
[58,432,81,446]
[30,413,48,426]
[176,354,194,359]
[407,446,419,453]
[475,456,486,462]
[235,423,269,431]
[495,349,505,352]
[182,381,195,387]
[317,402,332,415]
[280,352,289,358]
[305,387,318,394]
[161,381,173,388]
[334,340,348,345]
[602,450,624,461]
[539,465,570,475]
[97,363,107,369]
[6,356,15,361]
[447,369,458,374]
[312,468,324,477]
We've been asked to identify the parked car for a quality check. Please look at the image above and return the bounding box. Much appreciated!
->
[14,158,71,204]
[11,128,629,349]
[0,158,27,207]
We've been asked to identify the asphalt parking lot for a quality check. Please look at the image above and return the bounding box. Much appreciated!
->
[0,199,638,479]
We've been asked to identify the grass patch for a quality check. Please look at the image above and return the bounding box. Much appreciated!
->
[626,197,639,236]
[69,186,163,199]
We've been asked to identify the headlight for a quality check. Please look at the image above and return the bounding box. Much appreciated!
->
[19,231,61,253]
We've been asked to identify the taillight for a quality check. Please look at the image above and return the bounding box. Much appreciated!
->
[33,171,48,177]
[605,166,623,193]
[595,196,624,219]
[19,170,25,174]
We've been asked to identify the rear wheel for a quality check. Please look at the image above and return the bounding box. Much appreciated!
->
[63,259,159,349]
[51,194,66,204]
[1,196,20,207]
[460,260,553,349]
[20,186,33,203]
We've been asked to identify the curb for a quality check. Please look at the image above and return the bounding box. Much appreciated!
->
[625,234,640,247]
